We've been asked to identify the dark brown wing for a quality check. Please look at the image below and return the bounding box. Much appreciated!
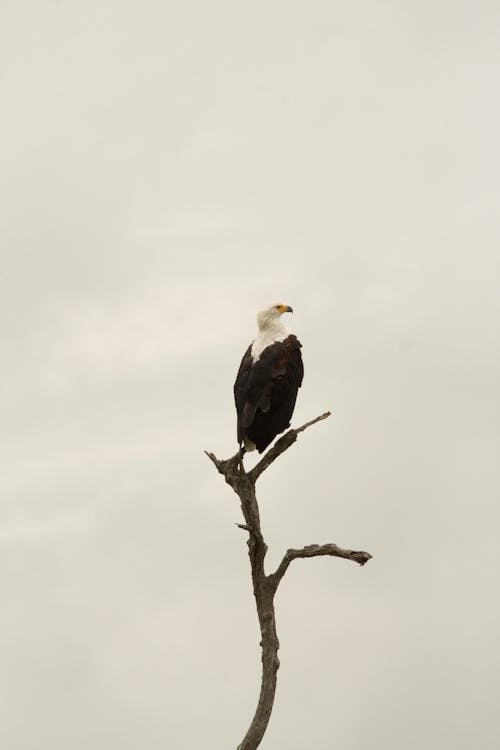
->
[233,335,304,451]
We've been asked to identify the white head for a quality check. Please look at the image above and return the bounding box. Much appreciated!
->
[251,303,293,360]
[256,303,293,331]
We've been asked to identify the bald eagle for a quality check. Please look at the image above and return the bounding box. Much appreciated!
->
[234,304,304,453]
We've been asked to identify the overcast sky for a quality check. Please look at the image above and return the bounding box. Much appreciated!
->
[1,2,499,748]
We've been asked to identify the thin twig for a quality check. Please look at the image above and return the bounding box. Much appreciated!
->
[295,411,332,434]
[249,411,331,482]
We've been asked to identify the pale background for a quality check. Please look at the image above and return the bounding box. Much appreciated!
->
[1,2,499,748]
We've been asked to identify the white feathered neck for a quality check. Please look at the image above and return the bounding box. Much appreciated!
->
[250,305,288,361]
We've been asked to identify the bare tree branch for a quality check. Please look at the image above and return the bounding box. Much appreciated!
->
[205,411,372,750]
[204,450,242,492]
[269,544,372,591]
[249,411,331,482]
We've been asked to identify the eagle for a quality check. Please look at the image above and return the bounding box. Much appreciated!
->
[233,303,304,453]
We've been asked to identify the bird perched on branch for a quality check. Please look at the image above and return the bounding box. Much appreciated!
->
[234,303,304,453]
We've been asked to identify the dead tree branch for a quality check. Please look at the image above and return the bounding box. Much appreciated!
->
[248,411,331,482]
[269,543,372,590]
[206,412,372,750]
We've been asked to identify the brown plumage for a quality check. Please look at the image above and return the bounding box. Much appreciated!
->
[234,305,304,453]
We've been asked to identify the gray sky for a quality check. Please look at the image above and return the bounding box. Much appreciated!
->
[1,2,499,748]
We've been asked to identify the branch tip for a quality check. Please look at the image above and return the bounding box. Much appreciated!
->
[271,542,373,588]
